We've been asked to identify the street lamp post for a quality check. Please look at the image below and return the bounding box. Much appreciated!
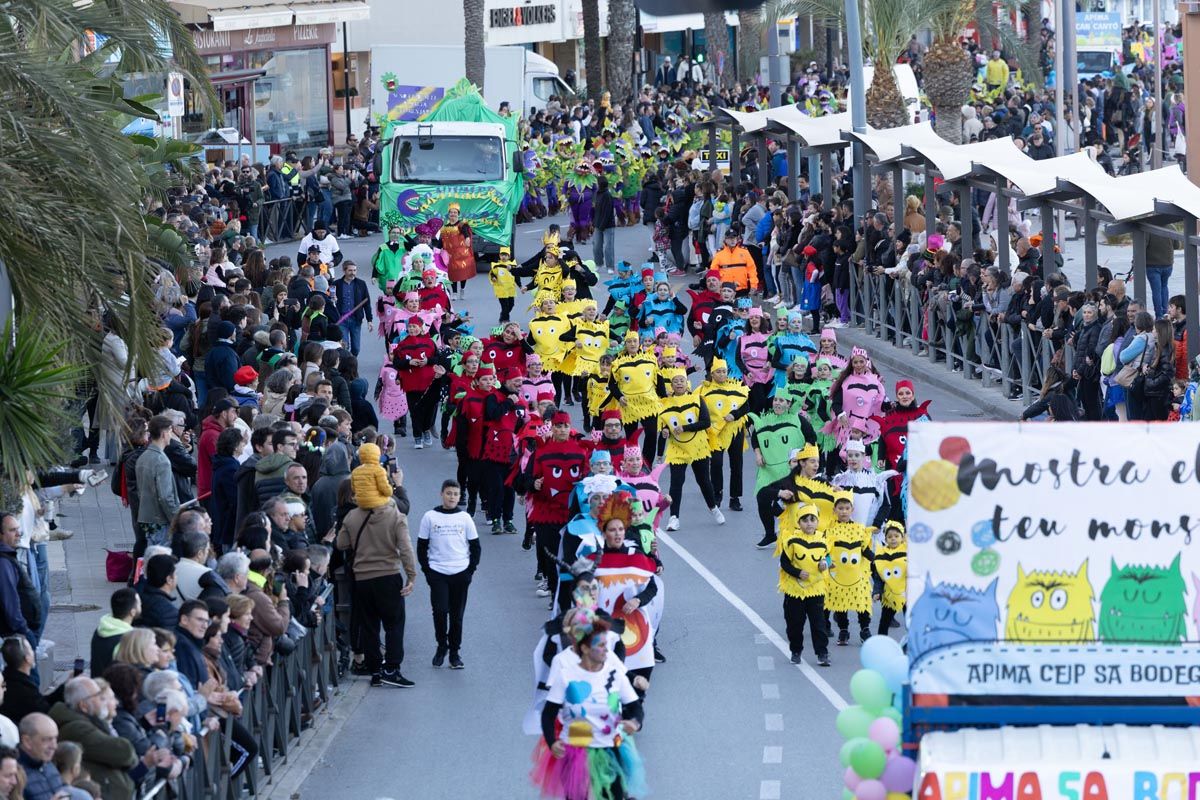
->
[844,0,868,226]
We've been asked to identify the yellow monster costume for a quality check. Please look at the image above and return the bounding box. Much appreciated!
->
[528,305,570,371]
[586,371,618,418]
[775,506,828,599]
[565,317,610,377]
[611,344,661,423]
[700,374,750,451]
[874,544,907,613]
[657,390,711,465]
[488,251,517,299]
[824,518,873,614]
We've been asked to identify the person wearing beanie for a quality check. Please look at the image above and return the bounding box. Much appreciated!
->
[417,479,480,669]
[231,365,260,408]
[205,319,241,393]
[350,442,393,510]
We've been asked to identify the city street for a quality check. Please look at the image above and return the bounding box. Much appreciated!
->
[286,215,996,799]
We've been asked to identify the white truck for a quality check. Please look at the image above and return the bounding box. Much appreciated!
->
[370,44,573,121]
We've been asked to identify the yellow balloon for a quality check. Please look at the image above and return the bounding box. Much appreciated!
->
[886,794,910,800]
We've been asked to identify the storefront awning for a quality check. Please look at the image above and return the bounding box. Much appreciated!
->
[171,0,369,32]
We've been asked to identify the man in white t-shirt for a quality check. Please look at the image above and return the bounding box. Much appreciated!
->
[417,480,480,670]
[295,221,342,269]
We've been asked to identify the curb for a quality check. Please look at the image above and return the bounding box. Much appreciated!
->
[836,325,1021,421]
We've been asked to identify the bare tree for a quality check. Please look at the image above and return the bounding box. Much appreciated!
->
[606,0,637,103]
[464,0,486,89]
[703,12,730,88]
[583,0,603,102]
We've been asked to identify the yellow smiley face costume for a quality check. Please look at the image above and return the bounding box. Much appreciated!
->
[528,312,570,371]
[775,526,829,599]
[657,390,710,465]
[564,319,609,377]
[612,353,661,423]
[824,521,873,613]
[874,543,907,612]
[700,379,750,451]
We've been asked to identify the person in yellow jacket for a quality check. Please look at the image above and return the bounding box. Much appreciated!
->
[658,372,725,531]
[823,491,874,646]
[776,503,831,666]
[709,229,758,293]
[984,50,1009,94]
[699,358,751,512]
[488,246,518,323]
[350,442,394,509]
[611,331,665,468]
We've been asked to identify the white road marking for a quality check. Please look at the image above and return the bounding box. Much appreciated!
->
[760,779,782,799]
[658,531,850,711]
[754,633,770,644]
[763,746,783,764]
[764,713,784,731]
[757,656,775,671]
[761,683,780,700]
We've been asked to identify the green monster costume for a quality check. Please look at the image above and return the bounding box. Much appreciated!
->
[748,408,808,493]
[372,241,406,292]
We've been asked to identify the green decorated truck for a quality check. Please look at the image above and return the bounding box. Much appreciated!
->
[377,79,524,262]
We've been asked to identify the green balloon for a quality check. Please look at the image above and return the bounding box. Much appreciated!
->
[836,705,875,740]
[881,707,903,726]
[850,669,893,713]
[843,790,856,800]
[840,737,870,766]
[850,740,888,780]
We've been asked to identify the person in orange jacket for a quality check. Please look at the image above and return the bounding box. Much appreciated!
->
[709,228,758,294]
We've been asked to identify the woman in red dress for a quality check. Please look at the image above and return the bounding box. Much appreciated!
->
[439,202,476,300]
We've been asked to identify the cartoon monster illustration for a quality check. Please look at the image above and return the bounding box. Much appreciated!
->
[908,576,1000,663]
[1098,555,1188,644]
[1004,561,1096,643]
[1193,574,1200,638]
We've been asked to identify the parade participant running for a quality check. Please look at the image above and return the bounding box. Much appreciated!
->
[610,332,664,470]
[659,373,724,531]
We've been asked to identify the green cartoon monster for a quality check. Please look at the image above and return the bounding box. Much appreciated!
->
[1098,554,1188,645]
[1004,561,1096,643]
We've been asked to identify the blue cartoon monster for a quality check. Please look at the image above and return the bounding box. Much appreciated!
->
[908,574,1000,664]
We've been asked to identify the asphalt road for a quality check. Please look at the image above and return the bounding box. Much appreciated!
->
[281,215,990,800]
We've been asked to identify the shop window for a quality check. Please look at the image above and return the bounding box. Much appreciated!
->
[248,47,330,152]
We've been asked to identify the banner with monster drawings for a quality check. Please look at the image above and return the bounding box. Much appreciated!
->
[904,422,1200,698]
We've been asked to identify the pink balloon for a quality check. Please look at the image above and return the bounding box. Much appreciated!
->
[868,717,900,751]
[881,755,918,794]
[844,766,863,790]
[855,779,887,800]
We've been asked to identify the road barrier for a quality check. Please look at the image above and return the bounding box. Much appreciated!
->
[141,608,341,799]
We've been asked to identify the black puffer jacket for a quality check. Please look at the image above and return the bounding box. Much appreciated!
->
[1072,319,1103,381]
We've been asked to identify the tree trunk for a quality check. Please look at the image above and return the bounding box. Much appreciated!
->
[736,8,762,83]
[606,0,637,103]
[583,0,604,103]
[703,11,730,88]
[924,39,973,144]
[463,0,486,90]
[865,66,908,129]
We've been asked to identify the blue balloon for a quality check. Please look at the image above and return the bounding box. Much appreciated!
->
[860,635,903,673]
[970,519,996,548]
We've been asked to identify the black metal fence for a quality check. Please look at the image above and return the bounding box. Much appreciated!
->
[141,609,341,799]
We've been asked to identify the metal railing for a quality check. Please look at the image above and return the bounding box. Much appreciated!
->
[849,267,1074,408]
[259,197,314,245]
[140,607,341,799]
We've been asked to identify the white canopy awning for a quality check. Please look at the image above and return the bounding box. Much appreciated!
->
[172,0,369,32]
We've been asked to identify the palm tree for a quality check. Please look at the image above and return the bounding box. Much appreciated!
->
[606,0,637,103]
[736,8,762,83]
[0,0,213,486]
[923,0,1035,143]
[583,0,603,102]
[703,11,731,88]
[783,0,958,128]
[464,0,486,89]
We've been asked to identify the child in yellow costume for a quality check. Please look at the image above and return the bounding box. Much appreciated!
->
[561,301,608,378]
[700,358,751,512]
[557,279,586,323]
[488,245,518,323]
[658,373,723,531]
[871,520,907,637]
[824,491,874,646]
[776,503,831,666]
[611,331,665,468]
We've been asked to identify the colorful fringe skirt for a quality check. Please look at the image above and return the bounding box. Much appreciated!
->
[531,738,647,800]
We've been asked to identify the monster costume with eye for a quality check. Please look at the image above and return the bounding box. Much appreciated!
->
[604,273,638,307]
[567,319,611,377]
[775,527,829,599]
[800,378,837,453]
[824,523,873,614]
[715,317,748,380]
[564,162,597,243]
[527,312,570,371]
[769,331,818,388]
[611,353,661,423]
[700,379,751,451]
[480,336,524,373]
[638,295,686,335]
[908,576,1000,664]
[737,332,773,387]
[527,441,589,525]
[606,302,632,346]
[617,462,670,531]
[685,288,721,338]
[1004,562,1096,643]
[748,410,807,492]
[658,390,712,465]
[874,545,907,613]
[1098,555,1188,644]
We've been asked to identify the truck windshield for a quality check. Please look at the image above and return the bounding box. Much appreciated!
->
[1077,51,1114,73]
[393,136,504,182]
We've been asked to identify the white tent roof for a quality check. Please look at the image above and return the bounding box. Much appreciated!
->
[723,111,1200,223]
